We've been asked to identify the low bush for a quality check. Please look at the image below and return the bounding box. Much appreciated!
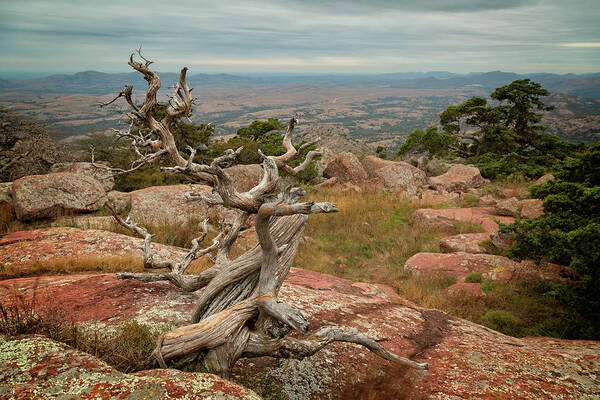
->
[481,310,523,337]
[464,272,483,283]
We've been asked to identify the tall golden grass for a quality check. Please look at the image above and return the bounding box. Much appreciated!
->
[294,187,484,287]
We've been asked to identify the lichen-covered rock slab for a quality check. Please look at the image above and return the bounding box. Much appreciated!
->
[439,232,491,254]
[361,155,427,196]
[429,164,483,192]
[128,184,240,225]
[521,198,544,219]
[495,196,521,217]
[404,252,573,283]
[224,164,263,193]
[50,162,115,192]
[411,207,515,232]
[1,269,597,399]
[12,172,107,221]
[535,173,555,185]
[0,227,188,270]
[419,189,461,205]
[323,152,368,185]
[0,335,261,400]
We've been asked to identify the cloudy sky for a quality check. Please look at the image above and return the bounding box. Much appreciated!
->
[1,0,599,77]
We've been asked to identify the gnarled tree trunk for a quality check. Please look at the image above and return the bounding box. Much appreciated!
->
[101,50,428,379]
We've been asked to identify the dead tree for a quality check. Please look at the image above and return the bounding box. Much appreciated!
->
[102,51,428,378]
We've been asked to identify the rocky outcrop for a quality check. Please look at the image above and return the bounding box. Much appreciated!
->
[535,173,555,185]
[12,172,107,221]
[0,227,257,276]
[521,198,544,219]
[128,184,239,225]
[50,162,115,192]
[1,270,597,399]
[500,187,529,199]
[494,197,544,219]
[439,232,491,254]
[0,335,260,400]
[224,164,263,192]
[296,124,370,175]
[0,227,189,270]
[478,194,497,205]
[361,156,427,196]
[323,152,368,185]
[419,189,461,205]
[428,164,483,192]
[404,252,573,283]
[411,207,515,232]
[495,197,521,217]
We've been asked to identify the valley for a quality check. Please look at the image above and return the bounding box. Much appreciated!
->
[2,80,599,149]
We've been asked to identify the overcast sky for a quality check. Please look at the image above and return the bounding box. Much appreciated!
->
[1,0,599,77]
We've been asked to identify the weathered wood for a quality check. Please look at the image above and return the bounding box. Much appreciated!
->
[106,52,429,379]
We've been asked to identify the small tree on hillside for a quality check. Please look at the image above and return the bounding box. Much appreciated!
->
[98,51,428,378]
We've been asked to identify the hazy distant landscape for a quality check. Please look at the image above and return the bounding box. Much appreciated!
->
[1,70,599,149]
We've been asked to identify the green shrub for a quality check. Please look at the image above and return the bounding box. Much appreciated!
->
[481,310,524,336]
[464,272,483,283]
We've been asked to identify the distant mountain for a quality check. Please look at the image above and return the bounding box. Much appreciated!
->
[0,70,257,95]
[1,70,599,99]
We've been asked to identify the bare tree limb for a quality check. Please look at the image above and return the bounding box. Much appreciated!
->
[103,53,428,378]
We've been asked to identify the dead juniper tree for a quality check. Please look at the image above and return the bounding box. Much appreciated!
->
[100,51,428,378]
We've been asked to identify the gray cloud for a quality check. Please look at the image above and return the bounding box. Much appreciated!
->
[0,0,598,75]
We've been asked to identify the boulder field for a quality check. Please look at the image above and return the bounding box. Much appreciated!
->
[407,202,572,290]
[322,153,429,196]
[0,270,598,399]
[1,163,263,223]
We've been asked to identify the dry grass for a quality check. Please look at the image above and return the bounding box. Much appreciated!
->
[0,255,145,280]
[294,187,484,287]
[0,283,170,372]
[0,254,211,281]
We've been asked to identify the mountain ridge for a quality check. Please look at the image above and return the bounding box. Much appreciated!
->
[2,70,600,99]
